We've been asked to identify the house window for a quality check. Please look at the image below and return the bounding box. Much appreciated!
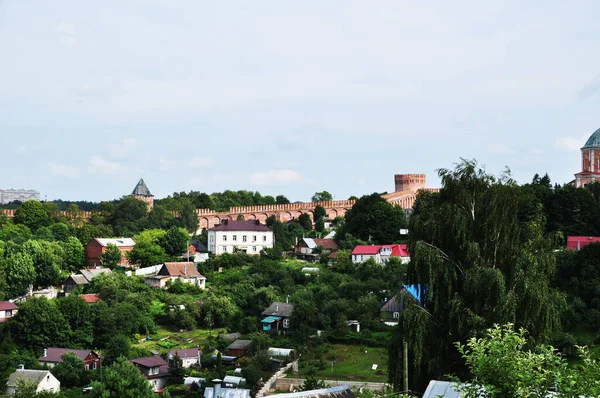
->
[242,235,247,242]
[253,235,257,242]
[263,236,267,242]
[223,235,227,242]
[5,310,11,317]
[233,235,237,241]
[85,364,89,370]
[393,312,400,319]
[93,362,97,370]
[283,318,290,328]
[252,246,257,252]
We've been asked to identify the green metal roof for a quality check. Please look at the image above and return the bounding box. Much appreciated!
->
[261,316,281,323]
[583,128,600,149]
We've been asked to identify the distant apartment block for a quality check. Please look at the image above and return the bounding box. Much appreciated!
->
[0,189,40,204]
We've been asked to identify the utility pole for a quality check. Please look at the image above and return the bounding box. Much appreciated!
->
[403,341,409,393]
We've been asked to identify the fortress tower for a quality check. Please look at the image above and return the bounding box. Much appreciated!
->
[394,174,426,193]
[131,178,154,209]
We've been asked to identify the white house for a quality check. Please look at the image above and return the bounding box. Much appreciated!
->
[6,369,60,396]
[207,220,273,255]
[351,244,410,264]
[167,348,202,368]
[0,302,18,323]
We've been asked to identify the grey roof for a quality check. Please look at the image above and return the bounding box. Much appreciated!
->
[301,238,317,249]
[78,268,112,283]
[226,340,252,351]
[422,381,463,398]
[583,128,600,149]
[7,369,57,388]
[262,302,293,318]
[131,178,152,196]
[221,332,242,342]
[268,385,355,398]
[68,275,88,285]
[204,387,251,398]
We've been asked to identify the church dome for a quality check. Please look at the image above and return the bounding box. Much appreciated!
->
[583,128,600,149]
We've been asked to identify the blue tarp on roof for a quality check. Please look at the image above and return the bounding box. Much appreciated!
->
[404,284,423,302]
[261,316,282,324]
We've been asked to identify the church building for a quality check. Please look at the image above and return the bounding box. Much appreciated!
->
[131,178,154,209]
[574,128,600,188]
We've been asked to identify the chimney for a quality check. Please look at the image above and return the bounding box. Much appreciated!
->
[43,348,47,358]
[275,304,279,313]
[213,379,222,398]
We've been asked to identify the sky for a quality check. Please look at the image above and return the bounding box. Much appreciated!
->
[1,1,600,203]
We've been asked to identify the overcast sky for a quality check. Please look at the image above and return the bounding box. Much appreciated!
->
[1,1,599,202]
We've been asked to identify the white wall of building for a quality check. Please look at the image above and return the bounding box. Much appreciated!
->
[207,230,273,255]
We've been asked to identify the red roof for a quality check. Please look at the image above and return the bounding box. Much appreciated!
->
[313,239,338,251]
[0,302,18,311]
[39,348,96,363]
[567,236,600,250]
[159,262,205,278]
[352,245,382,255]
[131,356,168,368]
[81,294,100,303]
[352,244,409,257]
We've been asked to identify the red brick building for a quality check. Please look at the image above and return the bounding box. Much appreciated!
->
[574,128,600,187]
[85,238,135,268]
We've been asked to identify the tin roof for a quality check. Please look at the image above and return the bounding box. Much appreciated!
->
[131,178,152,196]
[583,128,600,149]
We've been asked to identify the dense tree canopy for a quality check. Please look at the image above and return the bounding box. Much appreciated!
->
[389,160,565,391]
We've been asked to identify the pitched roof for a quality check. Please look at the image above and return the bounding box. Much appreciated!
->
[262,302,293,318]
[0,301,18,311]
[300,238,317,249]
[313,238,338,251]
[208,220,272,232]
[131,356,168,368]
[78,268,112,282]
[81,294,100,303]
[131,178,152,196]
[226,339,253,350]
[7,370,56,388]
[159,262,205,278]
[68,275,88,285]
[567,236,600,250]
[380,285,422,312]
[168,348,201,359]
[93,238,135,247]
[352,245,381,255]
[39,348,94,363]
[268,385,355,398]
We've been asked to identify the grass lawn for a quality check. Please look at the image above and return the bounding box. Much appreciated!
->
[133,325,227,354]
[297,344,388,383]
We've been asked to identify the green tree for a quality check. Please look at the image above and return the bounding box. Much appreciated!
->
[61,236,84,272]
[389,159,565,391]
[101,335,130,366]
[89,356,154,398]
[127,240,166,268]
[22,240,63,288]
[167,354,184,385]
[311,191,333,202]
[14,200,50,231]
[100,243,122,269]
[298,213,312,231]
[341,193,407,244]
[2,251,36,297]
[455,323,600,397]
[110,196,149,236]
[50,223,70,242]
[276,195,290,204]
[57,294,95,347]
[9,298,71,352]
[51,353,90,388]
[177,199,199,234]
[161,227,188,257]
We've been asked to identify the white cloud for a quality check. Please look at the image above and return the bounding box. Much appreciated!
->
[88,156,120,174]
[250,169,308,185]
[55,22,77,47]
[108,137,137,158]
[49,162,80,178]
[187,156,214,169]
[555,135,587,153]
[157,156,171,172]
[488,144,517,156]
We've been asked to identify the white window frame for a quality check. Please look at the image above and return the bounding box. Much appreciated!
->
[233,235,237,241]
[243,235,247,242]
[252,235,257,242]
[263,235,267,242]
[223,235,227,242]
